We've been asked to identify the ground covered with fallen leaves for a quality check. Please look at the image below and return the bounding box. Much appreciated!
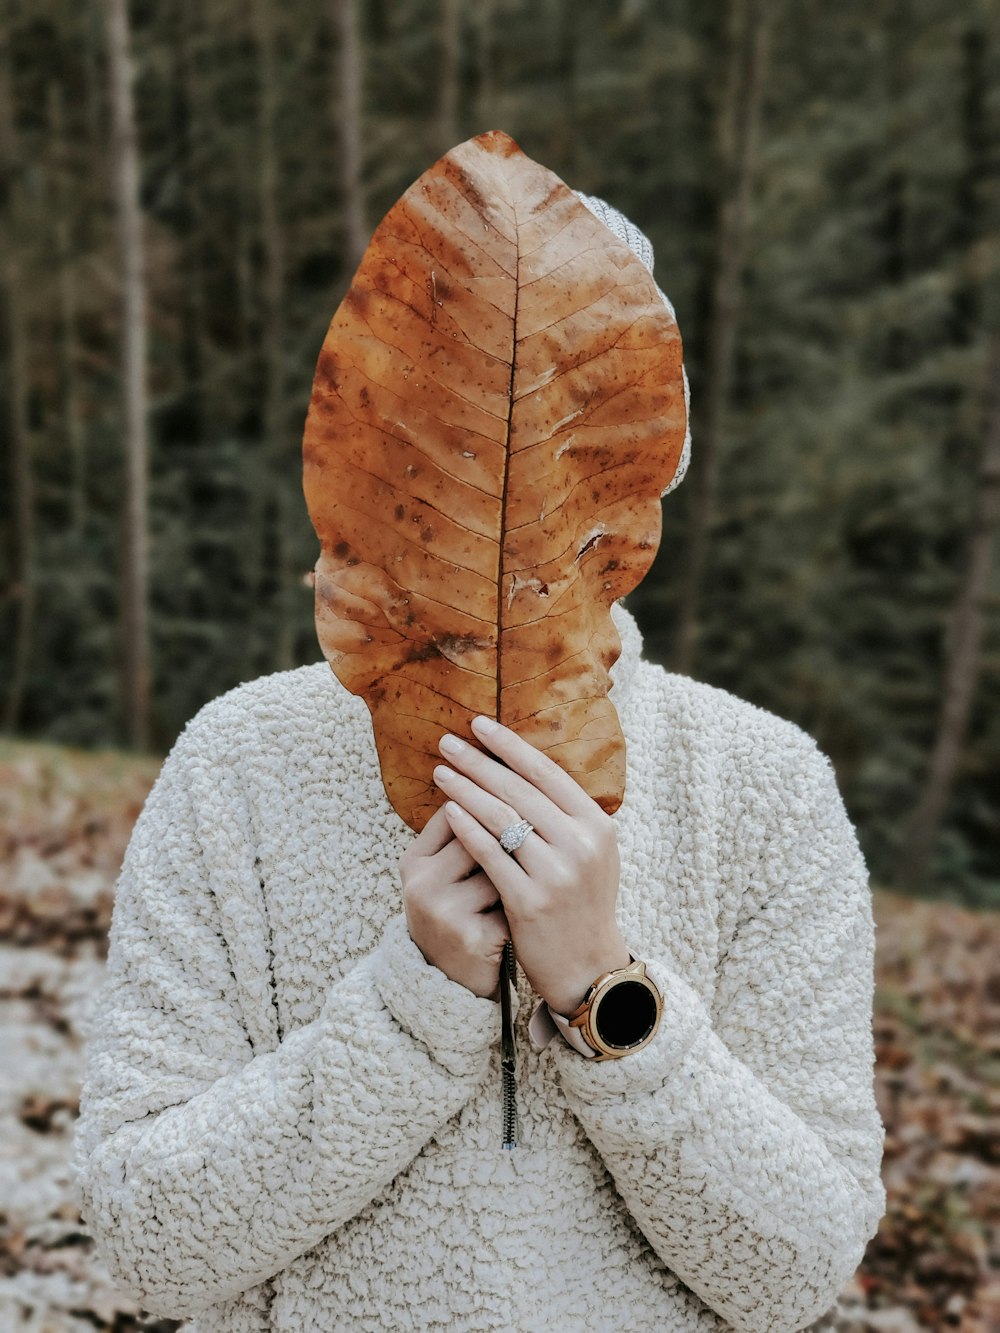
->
[1,740,996,1331]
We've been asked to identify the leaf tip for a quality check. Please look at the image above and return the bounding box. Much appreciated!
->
[469,128,523,160]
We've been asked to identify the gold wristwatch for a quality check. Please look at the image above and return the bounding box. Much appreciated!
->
[566,955,663,1061]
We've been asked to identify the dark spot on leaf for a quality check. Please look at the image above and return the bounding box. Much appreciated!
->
[402,639,437,661]
[420,526,435,543]
[403,641,441,664]
[345,286,370,317]
[317,351,339,392]
[436,633,488,656]
[450,164,488,214]
[536,183,564,214]
[403,632,490,665]
[333,541,350,559]
[394,505,405,520]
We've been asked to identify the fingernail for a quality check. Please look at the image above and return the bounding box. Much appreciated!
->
[433,765,455,782]
[471,715,498,735]
[439,733,464,756]
[444,801,465,819]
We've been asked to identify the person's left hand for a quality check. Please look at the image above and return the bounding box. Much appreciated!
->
[433,715,631,1017]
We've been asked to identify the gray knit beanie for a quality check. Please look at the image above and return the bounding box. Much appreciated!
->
[574,190,691,499]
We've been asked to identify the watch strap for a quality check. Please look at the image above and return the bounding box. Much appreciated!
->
[546,1004,599,1057]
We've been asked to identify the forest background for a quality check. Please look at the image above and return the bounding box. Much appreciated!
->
[1,1,999,899]
[1,1,999,1329]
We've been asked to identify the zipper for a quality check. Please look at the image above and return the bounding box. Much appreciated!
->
[499,939,519,1149]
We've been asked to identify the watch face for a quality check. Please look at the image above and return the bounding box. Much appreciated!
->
[594,979,657,1048]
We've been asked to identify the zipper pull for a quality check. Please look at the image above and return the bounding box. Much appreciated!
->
[499,939,519,1150]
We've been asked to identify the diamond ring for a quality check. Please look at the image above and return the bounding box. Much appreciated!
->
[498,818,533,854]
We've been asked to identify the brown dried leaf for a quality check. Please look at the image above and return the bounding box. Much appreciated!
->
[303,131,686,830]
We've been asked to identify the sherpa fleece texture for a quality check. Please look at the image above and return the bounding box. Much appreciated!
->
[71,602,886,1333]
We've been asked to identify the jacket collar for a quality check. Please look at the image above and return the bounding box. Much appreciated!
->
[609,599,644,709]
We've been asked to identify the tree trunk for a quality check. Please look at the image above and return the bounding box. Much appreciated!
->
[437,0,460,153]
[104,0,151,750]
[673,0,773,678]
[474,0,495,131]
[332,0,366,275]
[250,0,293,672]
[0,17,36,734]
[0,263,33,735]
[171,0,210,445]
[83,0,104,162]
[48,77,87,540]
[949,26,987,345]
[557,0,578,177]
[880,0,911,372]
[897,335,1000,894]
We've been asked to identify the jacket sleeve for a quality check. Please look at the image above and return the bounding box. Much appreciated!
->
[70,711,513,1320]
[549,732,886,1333]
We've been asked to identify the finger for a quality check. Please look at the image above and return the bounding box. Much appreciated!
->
[428,829,479,882]
[410,802,455,857]
[463,870,505,915]
[437,735,567,841]
[433,763,550,873]
[443,801,530,901]
[481,904,512,949]
[468,715,596,818]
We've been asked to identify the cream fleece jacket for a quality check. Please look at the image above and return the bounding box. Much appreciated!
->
[71,601,886,1332]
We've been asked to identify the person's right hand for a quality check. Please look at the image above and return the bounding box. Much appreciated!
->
[399,803,512,1001]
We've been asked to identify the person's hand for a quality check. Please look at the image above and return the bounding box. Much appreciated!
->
[433,716,631,1017]
[398,802,512,1001]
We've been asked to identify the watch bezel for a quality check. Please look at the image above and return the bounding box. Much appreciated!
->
[569,959,663,1061]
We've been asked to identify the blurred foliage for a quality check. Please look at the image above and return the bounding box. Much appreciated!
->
[0,0,997,904]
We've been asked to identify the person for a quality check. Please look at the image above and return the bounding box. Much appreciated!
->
[71,195,886,1333]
